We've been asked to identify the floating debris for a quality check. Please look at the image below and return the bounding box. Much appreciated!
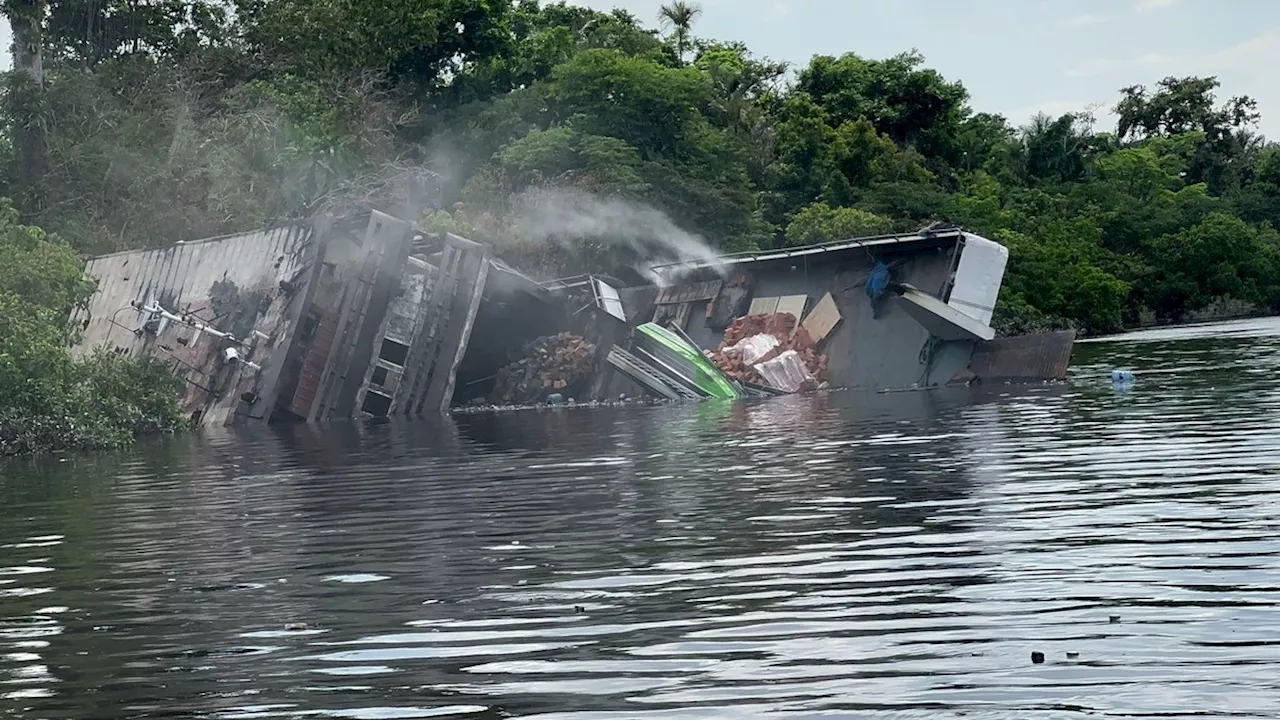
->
[451,396,673,414]
[1031,651,1045,664]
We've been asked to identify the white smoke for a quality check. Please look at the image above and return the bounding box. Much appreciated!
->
[508,188,725,284]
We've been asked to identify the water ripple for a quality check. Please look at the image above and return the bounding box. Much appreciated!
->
[4,317,1280,718]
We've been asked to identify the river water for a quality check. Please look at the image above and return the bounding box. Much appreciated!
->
[4,319,1280,719]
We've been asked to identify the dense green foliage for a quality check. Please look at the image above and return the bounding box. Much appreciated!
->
[4,0,1280,347]
[0,201,187,455]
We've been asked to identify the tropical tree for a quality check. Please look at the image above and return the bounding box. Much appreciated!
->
[785,202,894,246]
[0,0,1278,347]
[657,1,701,64]
[3,0,47,212]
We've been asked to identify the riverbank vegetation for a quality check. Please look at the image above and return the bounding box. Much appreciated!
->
[2,3,1279,446]
[0,202,187,455]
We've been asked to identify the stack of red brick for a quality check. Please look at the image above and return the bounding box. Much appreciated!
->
[708,313,828,387]
[490,332,596,404]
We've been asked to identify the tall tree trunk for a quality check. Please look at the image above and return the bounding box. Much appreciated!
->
[6,0,47,213]
[9,0,43,84]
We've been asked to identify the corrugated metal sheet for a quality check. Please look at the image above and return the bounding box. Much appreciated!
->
[77,226,312,354]
[73,225,317,426]
[648,228,966,276]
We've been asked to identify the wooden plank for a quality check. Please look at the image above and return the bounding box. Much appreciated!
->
[655,279,722,305]
[801,292,842,344]
[672,302,693,330]
[707,273,754,329]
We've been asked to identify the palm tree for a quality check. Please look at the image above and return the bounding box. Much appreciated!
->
[657,1,702,64]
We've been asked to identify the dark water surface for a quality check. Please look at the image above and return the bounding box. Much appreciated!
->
[5,319,1280,719]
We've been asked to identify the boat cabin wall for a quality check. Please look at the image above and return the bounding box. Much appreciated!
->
[665,243,976,391]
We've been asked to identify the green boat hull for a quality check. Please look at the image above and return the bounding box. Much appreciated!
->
[634,323,742,400]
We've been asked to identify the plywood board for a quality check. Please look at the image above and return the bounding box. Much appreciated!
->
[775,295,808,328]
[801,292,842,344]
[748,296,780,315]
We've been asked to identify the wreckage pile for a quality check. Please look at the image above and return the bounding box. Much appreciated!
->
[490,332,596,405]
[709,312,829,388]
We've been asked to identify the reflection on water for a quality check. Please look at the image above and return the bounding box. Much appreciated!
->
[4,318,1280,719]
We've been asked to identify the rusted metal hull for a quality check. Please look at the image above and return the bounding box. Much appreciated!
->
[74,211,514,425]
[964,330,1077,383]
[74,225,319,427]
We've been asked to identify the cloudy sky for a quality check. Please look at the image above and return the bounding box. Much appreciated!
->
[2,0,1278,137]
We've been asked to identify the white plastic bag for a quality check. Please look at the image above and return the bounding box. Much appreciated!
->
[754,350,816,393]
[725,333,779,365]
